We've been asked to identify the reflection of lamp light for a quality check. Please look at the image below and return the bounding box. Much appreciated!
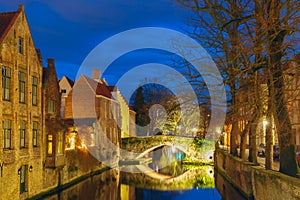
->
[29,165,33,172]
[206,166,214,178]
[18,168,21,175]
[206,150,214,160]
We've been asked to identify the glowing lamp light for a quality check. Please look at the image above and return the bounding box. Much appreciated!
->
[206,150,214,160]
[263,119,268,130]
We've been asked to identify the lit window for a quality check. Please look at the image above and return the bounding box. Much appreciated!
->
[32,122,38,147]
[20,120,26,148]
[2,67,11,101]
[57,132,64,155]
[48,101,55,114]
[3,120,11,149]
[47,134,53,156]
[19,72,26,103]
[18,37,23,54]
[32,76,38,106]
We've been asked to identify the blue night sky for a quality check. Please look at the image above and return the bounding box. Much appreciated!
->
[0,0,190,84]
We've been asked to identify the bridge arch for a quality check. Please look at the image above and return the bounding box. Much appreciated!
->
[136,143,189,159]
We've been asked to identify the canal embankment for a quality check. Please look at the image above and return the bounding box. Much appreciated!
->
[215,147,300,200]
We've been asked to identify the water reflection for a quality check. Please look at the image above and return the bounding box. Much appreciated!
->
[214,170,248,200]
[43,168,222,200]
[42,145,247,200]
[148,145,185,177]
[43,169,120,200]
[134,187,220,200]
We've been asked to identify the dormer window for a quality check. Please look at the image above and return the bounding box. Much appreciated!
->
[18,37,23,54]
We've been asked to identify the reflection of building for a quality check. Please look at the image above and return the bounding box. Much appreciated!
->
[0,5,44,199]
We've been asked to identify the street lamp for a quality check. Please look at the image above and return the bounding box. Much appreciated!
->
[263,119,268,130]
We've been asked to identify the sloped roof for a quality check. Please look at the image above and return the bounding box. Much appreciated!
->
[0,10,20,44]
[81,75,113,99]
[107,86,117,92]
[61,75,74,87]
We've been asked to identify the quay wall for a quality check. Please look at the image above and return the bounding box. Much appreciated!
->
[215,148,300,200]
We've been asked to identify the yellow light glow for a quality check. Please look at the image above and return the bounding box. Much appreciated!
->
[263,119,268,131]
[65,133,76,151]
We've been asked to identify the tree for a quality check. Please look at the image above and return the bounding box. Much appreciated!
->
[262,0,299,176]
[177,0,300,176]
[132,86,150,136]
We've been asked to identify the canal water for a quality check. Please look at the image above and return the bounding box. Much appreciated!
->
[43,146,247,200]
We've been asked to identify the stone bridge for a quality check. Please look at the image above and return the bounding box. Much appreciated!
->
[121,135,215,163]
[135,143,189,159]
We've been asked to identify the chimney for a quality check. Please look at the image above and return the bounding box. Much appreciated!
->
[47,58,55,67]
[18,4,24,12]
[92,69,101,82]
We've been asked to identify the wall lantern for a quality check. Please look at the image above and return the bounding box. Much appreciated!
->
[29,165,33,172]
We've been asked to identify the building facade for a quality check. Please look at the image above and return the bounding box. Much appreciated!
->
[64,73,122,166]
[0,5,135,199]
[284,56,300,151]
[42,58,66,188]
[59,75,74,118]
[0,5,44,199]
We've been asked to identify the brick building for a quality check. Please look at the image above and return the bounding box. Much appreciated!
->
[0,5,134,199]
[284,55,300,151]
[61,69,136,139]
[64,72,122,166]
[42,58,66,188]
[59,75,74,118]
[0,5,44,199]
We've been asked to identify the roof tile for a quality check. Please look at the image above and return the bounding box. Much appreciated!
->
[0,11,19,44]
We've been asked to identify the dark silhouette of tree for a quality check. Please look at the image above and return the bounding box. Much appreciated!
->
[132,86,150,136]
[177,0,299,176]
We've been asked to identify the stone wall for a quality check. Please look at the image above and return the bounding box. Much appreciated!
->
[214,148,254,197]
[215,148,300,200]
[30,148,109,199]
